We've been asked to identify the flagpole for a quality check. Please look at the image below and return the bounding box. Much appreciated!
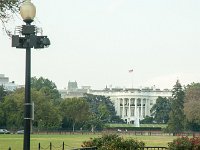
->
[131,74,133,89]
[132,77,133,89]
[128,69,133,89]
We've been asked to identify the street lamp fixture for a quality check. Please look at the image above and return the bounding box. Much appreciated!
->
[11,1,50,150]
[20,0,36,24]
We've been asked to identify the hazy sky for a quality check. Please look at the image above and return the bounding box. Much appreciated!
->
[1,0,200,90]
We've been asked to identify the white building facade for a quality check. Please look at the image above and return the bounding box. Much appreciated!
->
[59,82,172,124]
[90,89,172,124]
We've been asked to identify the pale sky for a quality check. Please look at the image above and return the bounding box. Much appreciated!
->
[1,0,200,90]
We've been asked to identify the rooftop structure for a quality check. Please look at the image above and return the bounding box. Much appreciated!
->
[0,74,18,91]
[68,81,78,91]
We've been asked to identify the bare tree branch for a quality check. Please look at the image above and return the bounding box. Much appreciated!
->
[0,0,24,35]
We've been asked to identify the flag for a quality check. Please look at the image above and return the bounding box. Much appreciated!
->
[129,69,133,73]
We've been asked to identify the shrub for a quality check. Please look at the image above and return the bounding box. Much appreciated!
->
[168,136,200,150]
[190,137,200,150]
[82,134,145,150]
[168,136,192,150]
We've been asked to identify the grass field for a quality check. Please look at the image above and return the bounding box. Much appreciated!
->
[0,133,177,150]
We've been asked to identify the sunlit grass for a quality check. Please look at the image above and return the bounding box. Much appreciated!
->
[0,133,176,150]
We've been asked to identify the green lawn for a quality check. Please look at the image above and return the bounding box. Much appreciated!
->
[0,133,176,150]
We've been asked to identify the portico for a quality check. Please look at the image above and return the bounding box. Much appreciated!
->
[91,88,172,124]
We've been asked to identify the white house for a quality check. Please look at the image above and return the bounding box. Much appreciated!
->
[59,82,172,124]
[90,88,171,124]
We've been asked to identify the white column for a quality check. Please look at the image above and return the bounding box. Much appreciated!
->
[128,98,131,116]
[122,98,125,119]
[145,99,147,116]
[141,99,143,118]
[128,98,131,123]
[143,99,146,117]
[146,99,150,116]
[134,98,137,118]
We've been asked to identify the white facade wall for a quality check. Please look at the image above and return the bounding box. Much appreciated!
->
[59,86,172,124]
[90,90,172,124]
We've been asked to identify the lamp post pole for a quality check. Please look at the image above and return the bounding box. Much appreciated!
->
[11,1,50,150]
[24,22,32,150]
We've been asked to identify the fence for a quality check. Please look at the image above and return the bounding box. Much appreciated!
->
[37,142,168,150]
[38,142,97,150]
[140,147,168,150]
[8,145,168,150]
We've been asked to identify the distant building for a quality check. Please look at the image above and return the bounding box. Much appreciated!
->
[68,81,78,92]
[90,87,171,124]
[60,81,91,98]
[59,82,172,124]
[0,74,18,91]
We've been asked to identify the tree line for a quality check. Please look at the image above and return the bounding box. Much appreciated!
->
[0,77,123,132]
[1,76,200,133]
[144,80,200,133]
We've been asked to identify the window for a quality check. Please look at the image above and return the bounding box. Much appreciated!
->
[130,98,135,106]
[137,99,141,106]
[120,99,123,106]
[131,108,134,116]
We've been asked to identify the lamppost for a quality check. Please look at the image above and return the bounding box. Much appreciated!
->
[11,1,50,150]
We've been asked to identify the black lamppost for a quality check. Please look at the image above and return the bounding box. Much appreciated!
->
[11,1,50,150]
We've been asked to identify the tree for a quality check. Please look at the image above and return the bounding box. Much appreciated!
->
[0,0,22,35]
[0,85,8,102]
[30,76,62,129]
[151,96,171,123]
[83,94,123,131]
[0,87,62,130]
[0,0,20,18]
[184,83,200,131]
[31,77,61,100]
[167,80,185,134]
[60,98,90,132]
[84,94,120,122]
[31,89,62,130]
[98,103,110,121]
[0,88,24,129]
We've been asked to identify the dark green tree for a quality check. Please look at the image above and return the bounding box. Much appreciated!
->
[0,104,4,127]
[60,98,90,132]
[0,85,7,102]
[83,94,123,131]
[167,80,185,134]
[84,94,120,122]
[184,83,200,131]
[0,88,24,129]
[31,89,62,130]
[151,96,171,123]
[31,77,61,100]
[0,87,62,130]
[31,77,62,129]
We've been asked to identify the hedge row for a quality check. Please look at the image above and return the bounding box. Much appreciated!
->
[105,127,162,131]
